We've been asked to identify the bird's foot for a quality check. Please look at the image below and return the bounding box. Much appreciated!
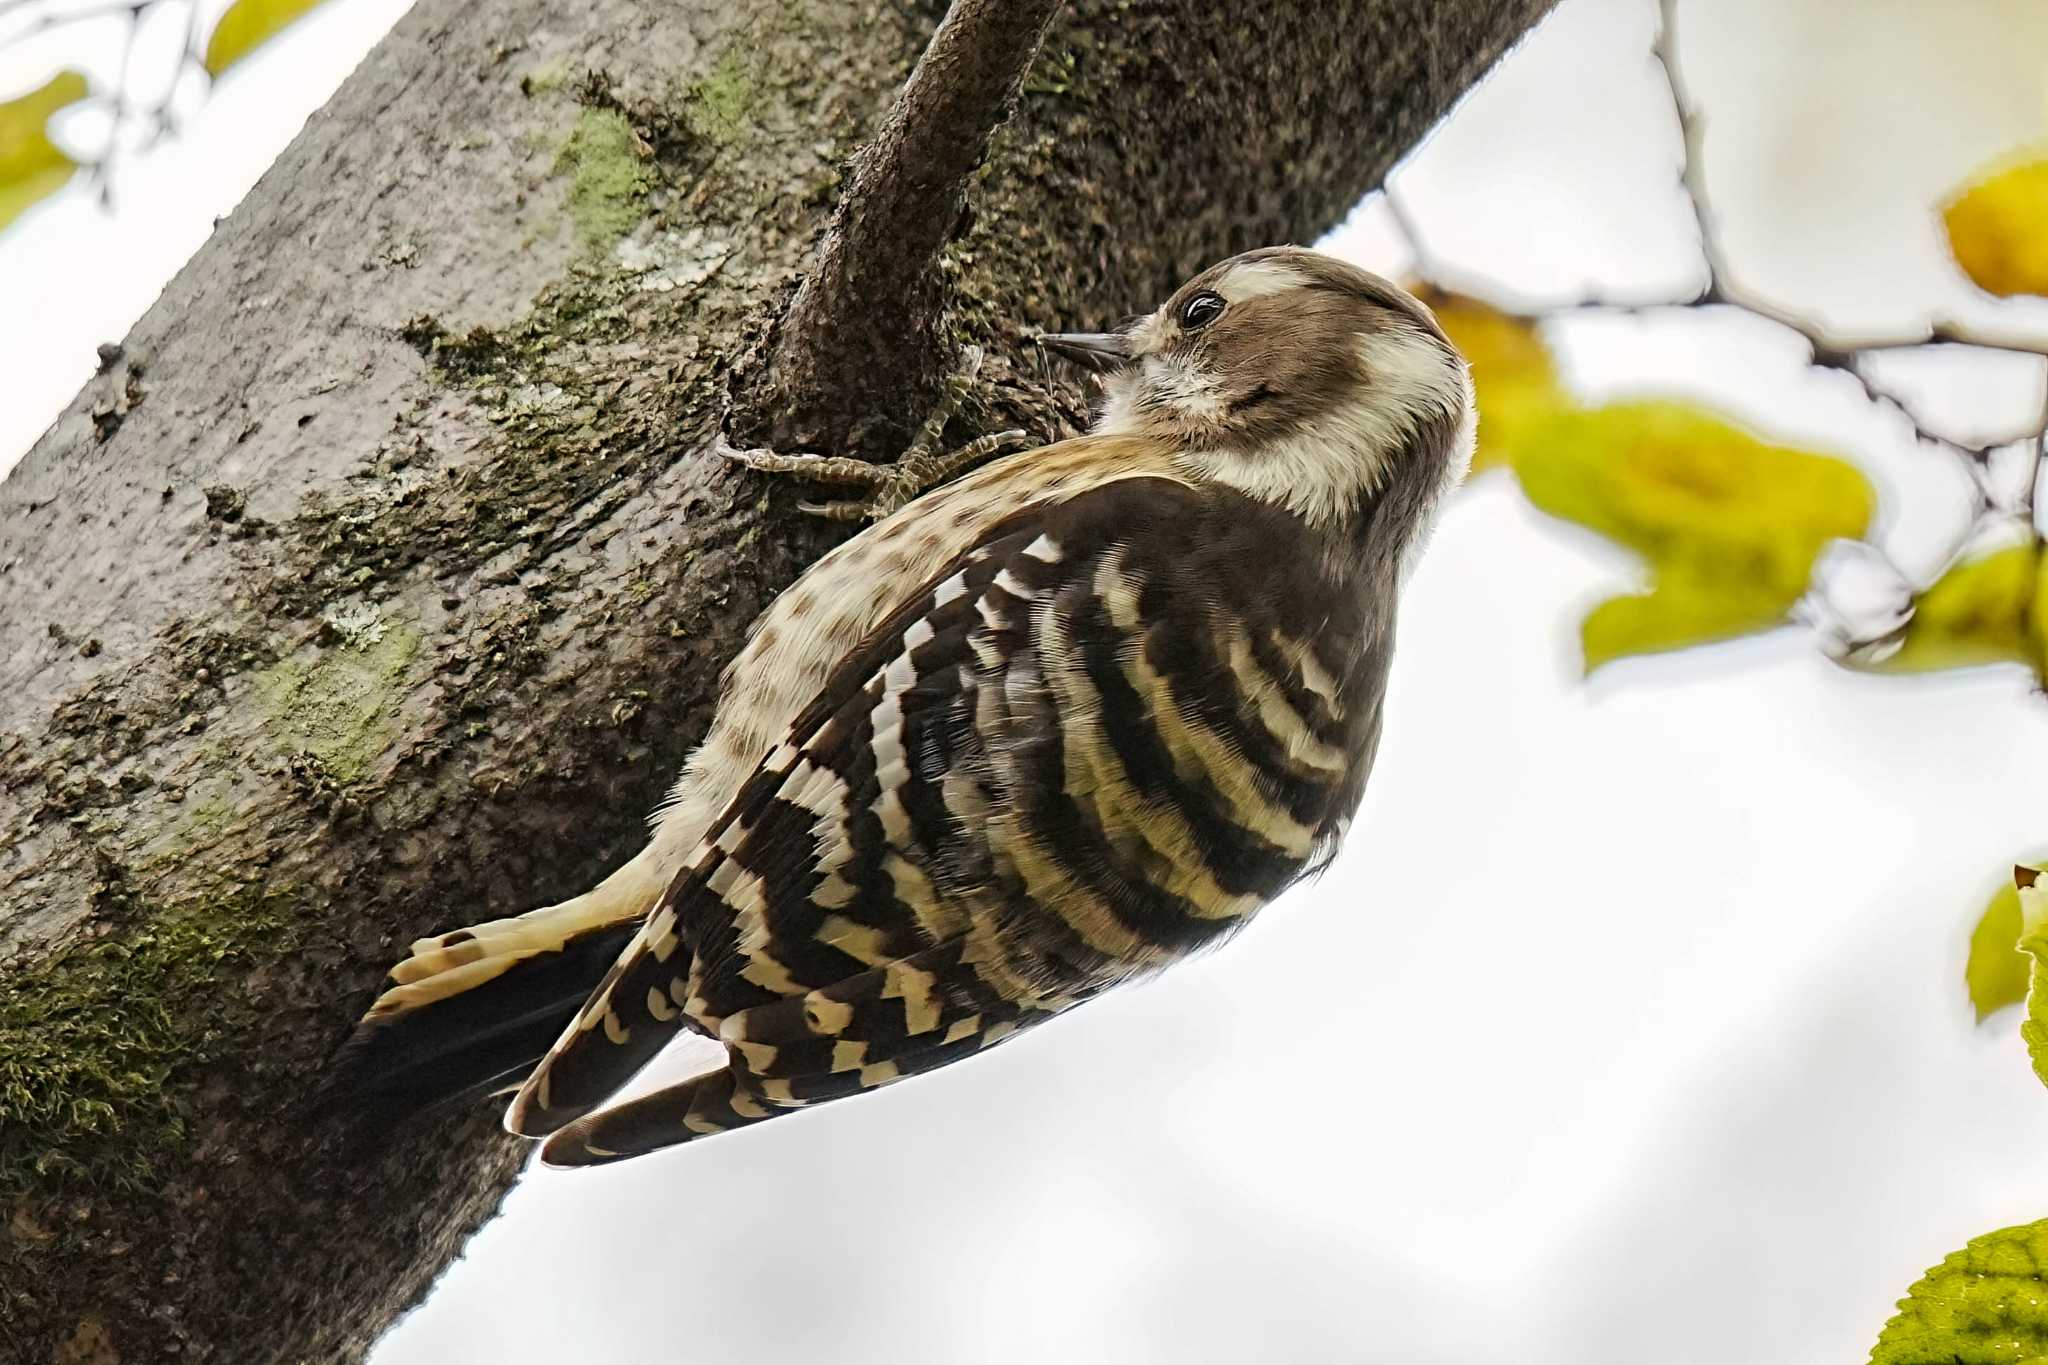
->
[718,345,1029,523]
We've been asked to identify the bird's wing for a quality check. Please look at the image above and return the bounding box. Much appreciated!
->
[508,474,1380,1163]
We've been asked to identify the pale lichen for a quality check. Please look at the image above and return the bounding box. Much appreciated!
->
[616,225,733,293]
[519,60,569,97]
[319,601,388,649]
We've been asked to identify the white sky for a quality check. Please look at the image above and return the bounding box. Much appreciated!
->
[7,2,2048,1361]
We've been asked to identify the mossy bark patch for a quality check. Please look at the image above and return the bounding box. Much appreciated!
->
[252,620,420,785]
[0,880,305,1197]
[554,107,652,254]
[684,48,755,144]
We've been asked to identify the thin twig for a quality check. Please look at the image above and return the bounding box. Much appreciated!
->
[1380,186,1439,282]
[1389,0,2048,658]
[1390,0,2048,464]
[2023,368,2048,521]
[3,0,204,204]
[1648,0,1721,296]
[91,6,141,206]
[1648,0,2036,457]
[1655,0,2041,601]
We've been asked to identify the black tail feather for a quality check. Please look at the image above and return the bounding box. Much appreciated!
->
[320,923,638,1132]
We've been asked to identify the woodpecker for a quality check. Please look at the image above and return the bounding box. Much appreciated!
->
[341,246,1475,1166]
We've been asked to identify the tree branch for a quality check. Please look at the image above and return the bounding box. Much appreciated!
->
[1391,0,2048,466]
[1646,0,2043,458]
[751,0,1063,451]
[1386,0,2048,664]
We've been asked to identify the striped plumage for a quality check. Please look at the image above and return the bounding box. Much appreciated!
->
[341,246,1475,1166]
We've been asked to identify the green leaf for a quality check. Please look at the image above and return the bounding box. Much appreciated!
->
[1512,401,1875,672]
[0,71,87,233]
[1871,1217,2048,1364]
[1944,149,2048,298]
[1968,883,2030,1022]
[1415,287,1567,476]
[204,0,331,77]
[1876,542,2045,681]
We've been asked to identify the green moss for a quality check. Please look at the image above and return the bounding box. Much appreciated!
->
[253,617,420,784]
[684,49,754,144]
[0,880,305,1195]
[179,795,236,842]
[554,108,651,254]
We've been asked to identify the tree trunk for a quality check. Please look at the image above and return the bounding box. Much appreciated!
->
[0,0,1553,1359]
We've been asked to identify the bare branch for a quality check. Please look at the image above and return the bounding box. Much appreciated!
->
[2021,373,2048,521]
[752,0,1063,451]
[1648,0,2041,458]
[1386,0,2048,664]
[1380,183,1438,281]
[1648,0,1720,295]
[1393,0,2048,466]
[2,0,206,202]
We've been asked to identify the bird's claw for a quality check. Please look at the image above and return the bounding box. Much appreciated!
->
[714,346,1030,523]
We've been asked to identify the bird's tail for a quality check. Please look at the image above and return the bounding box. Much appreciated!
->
[325,903,642,1126]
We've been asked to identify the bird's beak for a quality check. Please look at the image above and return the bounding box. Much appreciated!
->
[1035,331,1132,374]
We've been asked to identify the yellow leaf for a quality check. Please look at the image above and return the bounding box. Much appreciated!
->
[1877,541,2044,681]
[204,0,331,77]
[1414,287,1567,475]
[0,71,87,233]
[1943,149,2048,298]
[2032,544,2048,676]
[1577,579,1801,674]
[1967,882,2029,1022]
[1513,401,1875,672]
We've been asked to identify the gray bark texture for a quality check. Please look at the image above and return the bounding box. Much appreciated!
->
[0,0,1554,1359]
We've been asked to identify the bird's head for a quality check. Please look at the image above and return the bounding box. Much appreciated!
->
[1039,246,1475,539]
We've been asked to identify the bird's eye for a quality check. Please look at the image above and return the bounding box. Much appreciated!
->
[1180,291,1225,331]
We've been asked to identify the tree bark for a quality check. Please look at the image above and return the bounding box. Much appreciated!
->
[0,0,1553,1359]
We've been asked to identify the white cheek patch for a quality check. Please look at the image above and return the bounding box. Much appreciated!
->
[1178,328,1469,531]
[1445,364,1478,488]
[1088,322,1229,434]
[1352,328,1470,471]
